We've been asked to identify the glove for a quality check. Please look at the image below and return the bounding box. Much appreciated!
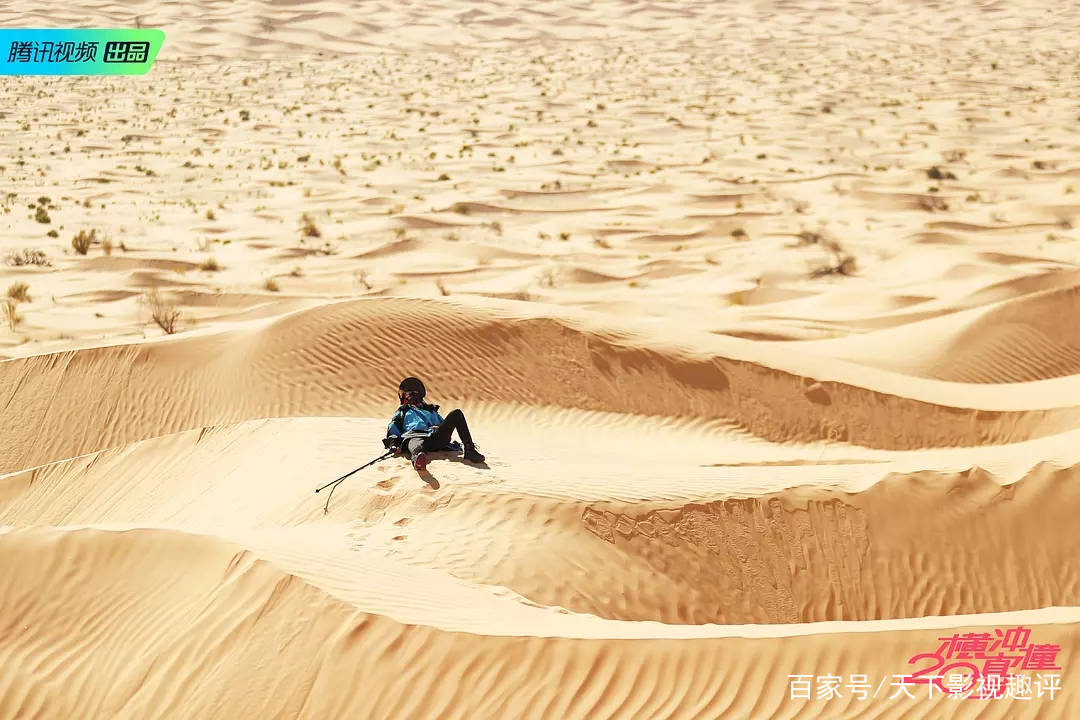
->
[382,436,401,451]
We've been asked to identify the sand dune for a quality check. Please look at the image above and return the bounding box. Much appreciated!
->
[4,0,1080,716]
[5,297,1080,479]
[6,414,1080,628]
[3,526,1076,719]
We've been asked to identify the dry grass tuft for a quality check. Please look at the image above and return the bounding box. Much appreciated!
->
[6,248,51,267]
[72,229,96,255]
[7,282,30,303]
[300,212,321,238]
[3,298,20,330]
[926,166,957,180]
[811,240,858,278]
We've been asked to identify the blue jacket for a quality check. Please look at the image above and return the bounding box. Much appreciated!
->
[387,405,443,439]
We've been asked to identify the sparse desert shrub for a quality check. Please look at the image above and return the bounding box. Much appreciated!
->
[731,228,748,239]
[102,237,114,256]
[200,256,220,271]
[926,166,957,180]
[435,279,450,296]
[918,195,949,212]
[5,248,50,267]
[811,241,858,278]
[300,212,321,238]
[141,288,180,334]
[34,206,51,224]
[46,229,59,238]
[833,254,858,275]
[72,228,96,255]
[290,266,303,277]
[7,282,30,303]
[205,208,216,220]
[593,234,612,249]
[264,277,280,292]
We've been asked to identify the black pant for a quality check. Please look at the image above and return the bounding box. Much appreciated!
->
[404,409,473,458]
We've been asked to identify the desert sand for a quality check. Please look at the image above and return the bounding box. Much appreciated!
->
[2,0,1080,717]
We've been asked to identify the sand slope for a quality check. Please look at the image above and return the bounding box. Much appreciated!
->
[2,526,1079,719]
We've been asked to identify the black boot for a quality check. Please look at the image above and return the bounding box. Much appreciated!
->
[463,442,485,463]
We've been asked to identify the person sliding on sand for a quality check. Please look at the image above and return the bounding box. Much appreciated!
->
[384,377,485,471]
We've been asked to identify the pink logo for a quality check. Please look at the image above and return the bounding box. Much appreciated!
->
[905,626,1062,699]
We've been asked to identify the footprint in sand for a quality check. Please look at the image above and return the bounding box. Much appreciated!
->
[393,517,411,527]
[376,478,397,490]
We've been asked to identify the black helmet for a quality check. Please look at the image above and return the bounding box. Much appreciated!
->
[398,376,426,405]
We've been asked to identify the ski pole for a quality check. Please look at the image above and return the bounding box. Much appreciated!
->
[315,450,393,493]
[315,449,394,512]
